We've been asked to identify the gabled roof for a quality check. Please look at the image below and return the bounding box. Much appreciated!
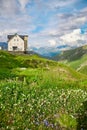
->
[8,34,28,42]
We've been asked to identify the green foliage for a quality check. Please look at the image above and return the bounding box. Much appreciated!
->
[0,50,59,80]
[53,45,87,62]
[56,113,77,129]
[0,50,87,129]
[0,79,87,129]
[77,101,87,129]
[79,65,87,75]
[68,54,87,69]
[0,68,16,79]
[0,51,21,68]
[52,45,87,75]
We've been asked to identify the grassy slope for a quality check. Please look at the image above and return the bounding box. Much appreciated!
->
[53,45,87,75]
[68,54,87,75]
[0,51,87,129]
[0,50,86,80]
[53,45,87,62]
[0,50,57,79]
[68,54,87,69]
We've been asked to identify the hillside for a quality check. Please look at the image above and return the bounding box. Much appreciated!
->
[53,45,87,62]
[0,50,86,80]
[52,45,87,75]
[0,50,87,129]
[68,54,87,74]
[0,50,57,79]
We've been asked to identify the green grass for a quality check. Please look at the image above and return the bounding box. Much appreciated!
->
[52,44,87,75]
[0,50,87,129]
[0,50,58,79]
[53,44,87,62]
[0,76,87,129]
[79,66,87,74]
[66,54,87,75]
[68,54,87,69]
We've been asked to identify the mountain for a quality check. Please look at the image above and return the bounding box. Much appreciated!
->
[0,42,8,50]
[52,44,87,61]
[31,47,60,57]
[31,45,73,57]
[52,44,87,75]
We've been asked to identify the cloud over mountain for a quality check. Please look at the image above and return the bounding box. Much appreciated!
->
[0,0,87,49]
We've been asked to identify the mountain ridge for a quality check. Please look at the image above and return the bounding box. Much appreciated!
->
[51,44,87,75]
[30,45,75,57]
[52,44,87,62]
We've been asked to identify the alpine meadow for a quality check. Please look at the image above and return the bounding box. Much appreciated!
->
[0,50,87,130]
[1,0,87,129]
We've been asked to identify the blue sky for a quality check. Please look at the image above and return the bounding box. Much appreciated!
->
[0,0,87,48]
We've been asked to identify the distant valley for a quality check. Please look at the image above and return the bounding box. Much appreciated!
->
[0,49,87,129]
[52,44,87,75]
[1,41,87,75]
[31,45,74,57]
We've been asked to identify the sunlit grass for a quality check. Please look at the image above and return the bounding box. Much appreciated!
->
[0,68,87,129]
[0,50,87,129]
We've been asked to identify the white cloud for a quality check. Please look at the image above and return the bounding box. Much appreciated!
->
[60,29,87,47]
[0,29,18,36]
[0,0,19,16]
[46,0,77,10]
[18,0,30,10]
[0,29,19,41]
[60,29,81,42]
[0,0,87,49]
[48,40,57,46]
[34,6,87,41]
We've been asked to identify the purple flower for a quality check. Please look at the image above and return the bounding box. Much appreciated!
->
[43,119,49,126]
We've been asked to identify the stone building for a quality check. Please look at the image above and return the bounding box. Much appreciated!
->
[7,33,28,52]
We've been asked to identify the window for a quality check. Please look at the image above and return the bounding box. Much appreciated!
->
[13,46,18,51]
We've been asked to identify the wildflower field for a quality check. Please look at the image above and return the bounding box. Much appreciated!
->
[0,51,87,130]
[0,69,87,130]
